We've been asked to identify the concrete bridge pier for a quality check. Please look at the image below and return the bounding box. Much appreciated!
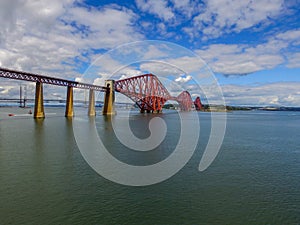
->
[88,89,96,116]
[153,110,161,113]
[34,82,45,118]
[103,80,115,115]
[65,86,74,117]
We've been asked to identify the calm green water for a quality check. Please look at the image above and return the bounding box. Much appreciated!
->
[0,107,299,224]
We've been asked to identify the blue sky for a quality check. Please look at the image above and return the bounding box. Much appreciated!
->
[0,0,300,106]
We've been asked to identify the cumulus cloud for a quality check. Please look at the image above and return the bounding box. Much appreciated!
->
[275,29,300,45]
[139,61,183,76]
[190,0,285,39]
[195,33,295,75]
[286,52,300,68]
[221,82,300,106]
[135,0,175,22]
[0,1,142,74]
[170,0,200,18]
[142,45,169,59]
[175,75,192,83]
[63,6,141,49]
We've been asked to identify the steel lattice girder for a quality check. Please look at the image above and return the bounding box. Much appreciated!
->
[115,74,171,111]
[194,96,202,110]
[176,91,193,111]
[0,67,107,91]
[115,74,196,111]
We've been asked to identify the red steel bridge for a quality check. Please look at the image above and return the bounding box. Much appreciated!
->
[115,74,202,113]
[0,67,202,118]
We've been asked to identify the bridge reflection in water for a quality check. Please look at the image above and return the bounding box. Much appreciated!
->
[0,67,203,118]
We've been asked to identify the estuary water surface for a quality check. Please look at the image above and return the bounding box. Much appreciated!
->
[0,107,299,224]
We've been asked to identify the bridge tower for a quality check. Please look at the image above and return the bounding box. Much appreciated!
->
[194,96,202,110]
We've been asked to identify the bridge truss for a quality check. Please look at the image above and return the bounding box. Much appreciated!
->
[115,74,197,112]
[194,96,203,110]
[0,67,107,91]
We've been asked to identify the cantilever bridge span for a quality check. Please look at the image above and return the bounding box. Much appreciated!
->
[114,74,198,113]
[0,67,202,118]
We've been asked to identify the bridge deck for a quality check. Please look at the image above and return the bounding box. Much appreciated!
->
[0,67,107,92]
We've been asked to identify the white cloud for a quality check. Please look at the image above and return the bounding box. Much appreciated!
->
[135,0,175,21]
[286,52,300,68]
[0,1,142,74]
[166,56,209,75]
[142,45,169,60]
[93,77,105,86]
[75,77,85,82]
[192,28,300,75]
[171,0,201,19]
[64,6,141,49]
[175,75,192,83]
[120,68,143,77]
[195,38,288,75]
[275,29,300,45]
[190,0,285,39]
[139,61,183,76]
[222,82,300,106]
[135,0,200,26]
